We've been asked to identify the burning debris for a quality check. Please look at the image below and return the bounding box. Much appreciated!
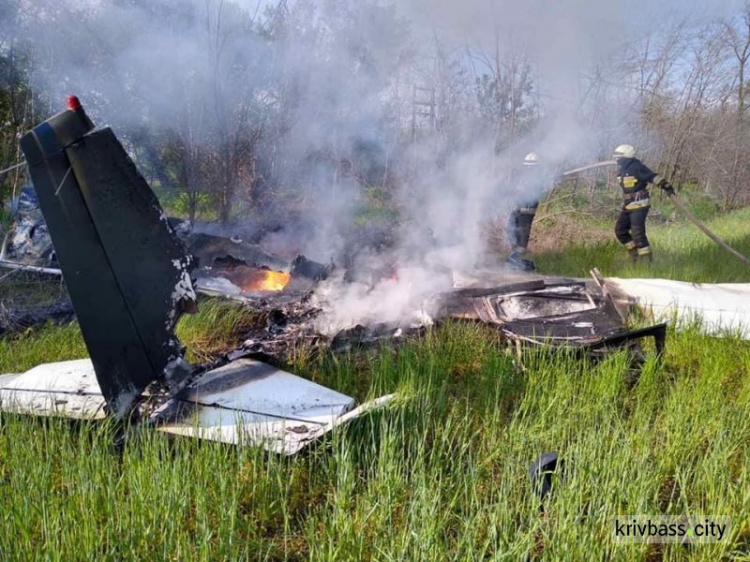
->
[195,262,666,364]
[0,98,392,455]
[216,264,291,293]
[176,227,331,299]
[0,98,682,455]
[193,261,319,300]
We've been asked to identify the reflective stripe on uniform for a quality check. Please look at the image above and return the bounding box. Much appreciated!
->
[518,207,537,215]
[624,241,637,250]
[624,197,650,210]
[637,246,652,256]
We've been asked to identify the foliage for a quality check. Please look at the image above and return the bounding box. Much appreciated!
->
[0,44,35,208]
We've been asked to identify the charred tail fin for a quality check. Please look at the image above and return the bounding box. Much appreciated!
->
[20,99,196,419]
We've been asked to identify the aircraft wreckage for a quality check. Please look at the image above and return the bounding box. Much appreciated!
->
[2,96,740,455]
[0,97,396,455]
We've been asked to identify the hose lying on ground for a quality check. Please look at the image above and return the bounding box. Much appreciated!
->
[666,192,750,266]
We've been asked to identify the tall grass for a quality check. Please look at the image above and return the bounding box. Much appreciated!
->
[535,206,750,283]
[0,298,259,373]
[2,206,750,559]
[0,321,748,560]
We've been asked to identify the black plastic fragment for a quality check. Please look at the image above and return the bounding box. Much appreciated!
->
[290,254,330,281]
[529,451,562,505]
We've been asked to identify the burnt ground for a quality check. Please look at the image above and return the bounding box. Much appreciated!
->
[0,271,73,335]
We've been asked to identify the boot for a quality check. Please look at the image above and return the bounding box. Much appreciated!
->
[506,252,536,272]
[506,252,524,268]
[625,242,638,261]
[637,247,653,263]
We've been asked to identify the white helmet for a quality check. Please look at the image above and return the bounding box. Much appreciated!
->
[613,144,636,159]
[524,152,540,165]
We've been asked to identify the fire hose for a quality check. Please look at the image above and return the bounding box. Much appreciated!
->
[561,160,616,177]
[562,161,750,266]
[665,192,750,266]
[0,160,26,177]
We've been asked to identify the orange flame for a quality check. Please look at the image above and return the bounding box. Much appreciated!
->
[241,270,291,293]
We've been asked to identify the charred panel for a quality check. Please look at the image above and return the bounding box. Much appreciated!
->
[19,102,195,419]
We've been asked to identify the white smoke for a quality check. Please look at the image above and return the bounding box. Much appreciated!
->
[2,0,745,329]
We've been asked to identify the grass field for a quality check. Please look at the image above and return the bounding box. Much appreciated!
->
[534,203,750,283]
[1,207,750,560]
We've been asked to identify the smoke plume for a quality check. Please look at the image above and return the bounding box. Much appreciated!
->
[1,0,744,328]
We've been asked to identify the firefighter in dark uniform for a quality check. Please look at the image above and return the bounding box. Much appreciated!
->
[506,152,546,271]
[612,144,674,262]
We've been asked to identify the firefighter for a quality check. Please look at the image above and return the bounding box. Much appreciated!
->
[612,144,674,262]
[506,152,545,271]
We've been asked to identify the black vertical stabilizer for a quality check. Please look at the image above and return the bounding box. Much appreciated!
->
[19,98,196,419]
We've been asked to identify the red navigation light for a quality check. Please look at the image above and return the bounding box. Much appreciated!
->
[66,95,82,111]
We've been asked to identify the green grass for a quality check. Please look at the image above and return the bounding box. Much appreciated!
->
[0,321,86,373]
[2,206,750,559]
[0,322,748,560]
[177,297,262,364]
[535,206,750,283]
[0,298,258,373]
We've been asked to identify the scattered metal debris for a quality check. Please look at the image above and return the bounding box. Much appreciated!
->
[290,254,331,282]
[435,277,666,355]
[605,277,750,339]
[330,323,425,354]
[0,259,62,277]
[1,186,57,267]
[186,231,287,273]
[198,272,666,364]
[0,298,74,335]
[0,98,393,454]
[186,232,329,299]
[155,358,394,455]
[0,359,106,420]
[0,357,393,455]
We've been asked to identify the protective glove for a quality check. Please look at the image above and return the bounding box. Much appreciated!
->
[658,179,675,196]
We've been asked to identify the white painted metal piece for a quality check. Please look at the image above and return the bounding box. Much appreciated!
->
[0,358,393,454]
[194,276,242,297]
[157,358,394,455]
[0,359,107,419]
[606,278,750,338]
